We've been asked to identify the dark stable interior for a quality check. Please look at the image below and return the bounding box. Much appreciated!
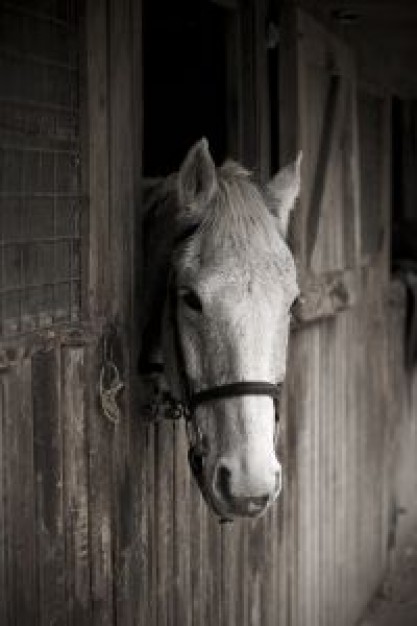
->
[143,0,228,176]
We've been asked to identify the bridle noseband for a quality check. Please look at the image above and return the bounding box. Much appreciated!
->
[168,279,282,453]
[190,381,281,415]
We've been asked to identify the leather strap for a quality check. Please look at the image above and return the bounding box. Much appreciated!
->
[190,381,282,412]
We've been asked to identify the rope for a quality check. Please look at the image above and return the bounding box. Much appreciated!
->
[99,329,124,424]
[99,360,124,424]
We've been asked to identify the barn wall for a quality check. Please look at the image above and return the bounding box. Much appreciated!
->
[388,283,417,550]
[2,1,417,626]
[284,272,394,626]
[278,13,391,623]
[276,8,415,626]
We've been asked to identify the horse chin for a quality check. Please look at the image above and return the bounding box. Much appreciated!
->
[188,450,275,520]
[223,496,273,520]
[210,493,272,521]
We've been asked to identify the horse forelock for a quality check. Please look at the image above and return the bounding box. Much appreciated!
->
[178,162,296,279]
[144,161,278,248]
[205,166,273,242]
[143,160,296,300]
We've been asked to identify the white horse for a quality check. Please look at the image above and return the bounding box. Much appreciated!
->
[139,139,301,520]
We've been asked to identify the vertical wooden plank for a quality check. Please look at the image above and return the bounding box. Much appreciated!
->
[108,0,135,323]
[86,0,111,319]
[155,422,174,626]
[221,523,240,626]
[277,373,291,626]
[240,519,249,626]
[357,284,365,620]
[365,283,376,600]
[2,372,17,625]
[200,489,210,626]
[3,360,37,625]
[313,326,321,626]
[309,326,319,626]
[239,0,258,170]
[380,97,392,282]
[0,373,5,626]
[130,0,148,617]
[285,327,304,626]
[357,300,365,617]
[262,507,272,626]
[2,373,15,626]
[191,476,205,626]
[17,358,37,625]
[173,422,192,626]
[328,320,337,626]
[254,0,270,180]
[206,504,223,626]
[338,313,348,626]
[324,322,332,626]
[146,425,157,626]
[319,321,329,626]
[85,343,114,626]
[296,325,311,626]
[62,346,91,626]
[267,508,278,626]
[279,2,303,265]
[32,349,66,626]
[346,306,358,625]
[225,5,242,160]
[263,508,274,626]
[347,79,362,269]
[279,0,299,165]
[129,416,152,626]
[106,0,143,621]
[247,520,261,626]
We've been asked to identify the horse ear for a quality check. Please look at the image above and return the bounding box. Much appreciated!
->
[267,151,302,238]
[177,138,218,209]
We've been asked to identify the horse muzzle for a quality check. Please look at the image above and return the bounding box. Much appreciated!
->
[189,445,282,519]
[213,458,281,518]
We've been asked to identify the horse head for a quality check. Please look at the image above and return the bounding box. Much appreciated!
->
[140,139,301,520]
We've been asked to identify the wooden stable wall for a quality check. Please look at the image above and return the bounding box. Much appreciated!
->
[2,1,417,626]
[278,10,394,625]
[389,282,417,551]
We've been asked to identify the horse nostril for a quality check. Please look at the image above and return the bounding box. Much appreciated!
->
[216,464,232,500]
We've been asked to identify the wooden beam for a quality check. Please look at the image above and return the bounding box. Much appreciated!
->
[85,0,110,321]
[292,268,358,325]
[32,349,66,626]
[306,73,345,265]
[279,2,302,261]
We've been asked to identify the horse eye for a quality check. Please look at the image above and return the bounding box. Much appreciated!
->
[180,288,203,312]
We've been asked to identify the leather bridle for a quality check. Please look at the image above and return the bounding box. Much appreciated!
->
[191,381,282,414]
[168,276,283,476]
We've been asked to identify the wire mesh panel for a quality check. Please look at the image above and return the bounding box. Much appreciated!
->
[0,0,82,336]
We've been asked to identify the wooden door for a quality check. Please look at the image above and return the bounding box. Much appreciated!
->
[0,1,143,624]
[0,2,88,623]
[279,9,393,626]
[281,8,364,322]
